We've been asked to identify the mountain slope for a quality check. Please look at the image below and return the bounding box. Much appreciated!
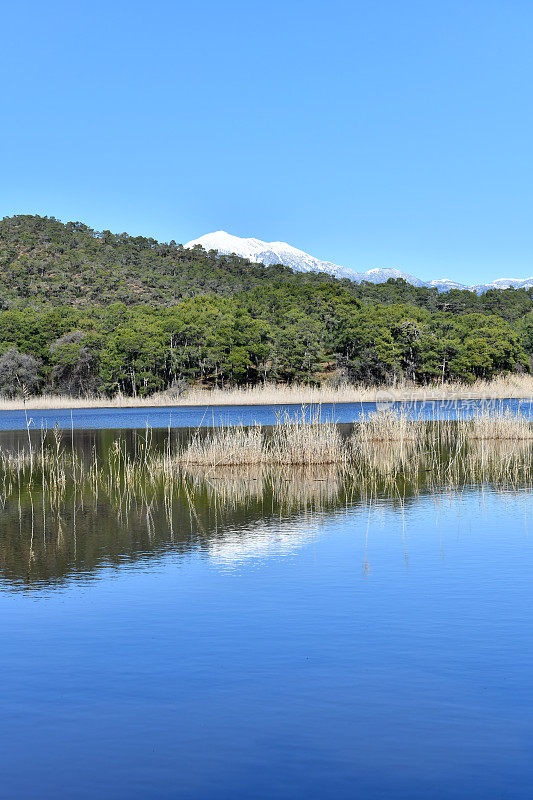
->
[1,215,532,318]
[0,215,341,309]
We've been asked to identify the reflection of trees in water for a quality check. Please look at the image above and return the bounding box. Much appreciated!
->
[0,470,347,588]
[0,428,532,588]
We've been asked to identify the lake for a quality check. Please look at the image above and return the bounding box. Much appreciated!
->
[1,396,533,430]
[0,427,532,799]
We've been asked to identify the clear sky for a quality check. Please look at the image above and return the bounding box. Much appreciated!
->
[1,0,532,283]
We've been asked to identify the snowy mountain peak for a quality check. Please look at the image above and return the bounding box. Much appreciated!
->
[184,231,532,294]
[187,231,264,255]
[185,231,360,280]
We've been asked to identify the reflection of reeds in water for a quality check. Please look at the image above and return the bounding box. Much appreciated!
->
[440,438,533,489]
[3,416,533,587]
[1,409,533,533]
[0,429,81,510]
[182,464,344,511]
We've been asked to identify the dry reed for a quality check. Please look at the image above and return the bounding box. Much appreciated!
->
[180,424,263,466]
[356,409,427,443]
[267,412,343,465]
[1,373,533,410]
[458,408,533,440]
[174,411,344,466]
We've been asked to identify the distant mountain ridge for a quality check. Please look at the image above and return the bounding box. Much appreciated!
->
[185,231,533,293]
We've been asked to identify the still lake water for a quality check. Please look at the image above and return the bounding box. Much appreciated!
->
[1,424,533,798]
[1,396,532,430]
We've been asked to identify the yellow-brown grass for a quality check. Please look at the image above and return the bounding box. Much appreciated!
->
[180,424,263,466]
[356,408,427,444]
[2,409,533,518]
[458,408,533,440]
[176,413,343,466]
[1,373,533,410]
[268,413,343,465]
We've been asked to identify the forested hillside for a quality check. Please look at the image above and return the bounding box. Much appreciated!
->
[0,215,330,307]
[0,214,531,396]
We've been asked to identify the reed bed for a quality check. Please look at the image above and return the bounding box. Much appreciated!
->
[180,424,264,466]
[174,413,344,466]
[6,405,533,587]
[2,373,533,410]
[268,413,343,465]
[171,406,533,470]
[457,408,533,440]
[4,434,530,510]
[1,407,533,523]
[356,409,427,443]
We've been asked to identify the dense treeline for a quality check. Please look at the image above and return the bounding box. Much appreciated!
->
[0,293,526,397]
[0,214,531,395]
[348,281,533,323]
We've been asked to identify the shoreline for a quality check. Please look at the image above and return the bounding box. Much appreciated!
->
[1,376,533,412]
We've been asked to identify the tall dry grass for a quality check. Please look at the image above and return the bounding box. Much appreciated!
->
[356,408,427,443]
[457,408,533,440]
[1,373,533,410]
[267,412,343,465]
[176,412,344,466]
[181,424,264,466]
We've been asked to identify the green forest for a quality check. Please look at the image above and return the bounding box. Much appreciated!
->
[0,214,532,396]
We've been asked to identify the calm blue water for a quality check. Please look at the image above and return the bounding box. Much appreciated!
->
[1,480,533,798]
[2,396,533,430]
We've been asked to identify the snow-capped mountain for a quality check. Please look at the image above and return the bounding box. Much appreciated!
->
[184,231,530,294]
[471,277,533,292]
[185,231,431,286]
[185,231,361,280]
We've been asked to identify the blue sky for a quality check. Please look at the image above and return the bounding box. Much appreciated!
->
[1,0,532,283]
